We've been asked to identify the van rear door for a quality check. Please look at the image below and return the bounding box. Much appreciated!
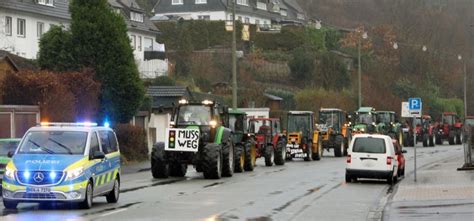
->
[350,136,388,171]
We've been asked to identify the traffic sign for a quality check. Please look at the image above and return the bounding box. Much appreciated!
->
[408,98,422,117]
[401,102,410,118]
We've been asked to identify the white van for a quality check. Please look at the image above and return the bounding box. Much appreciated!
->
[345,134,398,184]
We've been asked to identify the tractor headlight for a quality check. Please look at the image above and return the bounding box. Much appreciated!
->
[65,166,84,181]
[360,128,365,132]
[5,167,16,180]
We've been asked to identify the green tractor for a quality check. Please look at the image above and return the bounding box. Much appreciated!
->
[151,99,235,179]
[375,111,403,144]
[222,109,256,173]
[352,107,377,135]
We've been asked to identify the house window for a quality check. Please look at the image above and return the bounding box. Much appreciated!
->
[195,0,207,4]
[144,37,153,51]
[280,9,287,16]
[5,16,12,36]
[256,1,267,10]
[131,35,136,50]
[297,13,305,20]
[172,0,183,5]
[244,17,250,24]
[37,22,44,38]
[131,11,144,22]
[17,18,26,37]
[236,0,249,6]
[37,0,54,6]
[255,19,260,26]
[238,16,242,22]
[198,15,210,20]
[138,36,142,51]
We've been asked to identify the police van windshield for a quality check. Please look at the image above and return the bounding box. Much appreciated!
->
[17,131,88,155]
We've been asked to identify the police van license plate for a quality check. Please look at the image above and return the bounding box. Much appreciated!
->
[27,186,51,193]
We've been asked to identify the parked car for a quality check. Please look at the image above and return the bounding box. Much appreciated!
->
[0,139,21,180]
[345,134,399,184]
[392,138,407,177]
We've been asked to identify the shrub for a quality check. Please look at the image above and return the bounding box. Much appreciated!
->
[295,88,356,113]
[114,124,148,162]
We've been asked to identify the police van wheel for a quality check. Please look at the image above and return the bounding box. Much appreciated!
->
[106,179,120,203]
[80,182,93,209]
[3,200,18,210]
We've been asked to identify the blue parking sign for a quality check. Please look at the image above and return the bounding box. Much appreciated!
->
[409,98,422,111]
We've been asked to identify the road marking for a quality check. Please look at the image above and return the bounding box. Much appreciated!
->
[99,208,128,217]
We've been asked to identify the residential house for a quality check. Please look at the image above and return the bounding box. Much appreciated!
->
[0,0,168,79]
[152,0,306,28]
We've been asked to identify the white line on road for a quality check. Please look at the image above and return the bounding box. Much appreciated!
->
[99,208,128,217]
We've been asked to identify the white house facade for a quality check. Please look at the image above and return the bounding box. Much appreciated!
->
[153,0,305,27]
[0,0,168,79]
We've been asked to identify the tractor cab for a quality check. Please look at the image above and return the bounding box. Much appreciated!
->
[353,107,377,134]
[317,108,351,157]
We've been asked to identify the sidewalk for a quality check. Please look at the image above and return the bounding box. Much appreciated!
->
[121,160,150,174]
[383,155,474,221]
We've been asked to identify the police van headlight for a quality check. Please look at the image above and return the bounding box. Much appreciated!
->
[65,167,84,181]
[5,167,16,180]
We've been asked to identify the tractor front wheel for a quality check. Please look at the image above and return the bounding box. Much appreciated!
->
[264,145,274,166]
[244,140,256,171]
[334,137,344,157]
[222,139,235,177]
[234,144,244,173]
[151,143,169,179]
[202,144,223,179]
[274,139,286,166]
[312,138,322,161]
[304,142,313,161]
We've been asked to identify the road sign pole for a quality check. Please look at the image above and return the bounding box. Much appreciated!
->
[413,116,417,182]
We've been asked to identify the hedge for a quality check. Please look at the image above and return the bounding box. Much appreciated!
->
[114,124,148,162]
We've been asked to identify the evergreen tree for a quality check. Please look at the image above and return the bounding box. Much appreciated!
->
[38,25,75,72]
[68,0,144,123]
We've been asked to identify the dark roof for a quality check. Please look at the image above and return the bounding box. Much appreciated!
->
[0,50,38,71]
[146,86,193,108]
[146,86,190,97]
[0,0,70,20]
[0,0,158,35]
[117,0,160,34]
[154,0,226,14]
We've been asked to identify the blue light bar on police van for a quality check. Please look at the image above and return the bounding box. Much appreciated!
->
[39,122,98,127]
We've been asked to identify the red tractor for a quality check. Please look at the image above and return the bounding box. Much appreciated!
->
[248,118,286,166]
[415,115,435,147]
[435,112,463,145]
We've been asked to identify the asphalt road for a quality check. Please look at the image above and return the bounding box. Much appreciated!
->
[0,144,464,221]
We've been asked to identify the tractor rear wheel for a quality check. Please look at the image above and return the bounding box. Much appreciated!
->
[422,134,428,147]
[456,133,462,145]
[222,139,235,177]
[312,138,322,161]
[151,143,169,179]
[343,138,349,156]
[334,137,344,157]
[304,142,313,161]
[202,144,223,179]
[429,135,434,147]
[435,134,442,145]
[274,139,286,166]
[448,134,455,145]
[234,144,244,173]
[244,140,256,171]
[264,144,274,166]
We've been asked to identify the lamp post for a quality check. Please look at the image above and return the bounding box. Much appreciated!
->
[358,31,368,108]
[458,55,468,118]
[231,0,237,109]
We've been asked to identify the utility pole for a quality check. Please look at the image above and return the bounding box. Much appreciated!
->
[464,62,467,117]
[358,38,362,109]
[231,0,238,109]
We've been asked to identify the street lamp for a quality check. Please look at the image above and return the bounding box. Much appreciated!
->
[458,54,467,118]
[358,31,368,108]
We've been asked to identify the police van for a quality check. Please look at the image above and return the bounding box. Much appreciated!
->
[2,122,121,209]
